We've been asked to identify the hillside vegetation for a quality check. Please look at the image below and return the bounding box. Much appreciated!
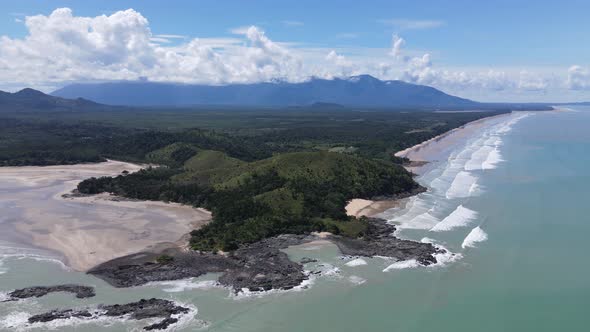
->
[1,105,509,250]
[78,150,418,250]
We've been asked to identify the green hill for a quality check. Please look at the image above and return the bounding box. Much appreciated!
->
[78,150,418,251]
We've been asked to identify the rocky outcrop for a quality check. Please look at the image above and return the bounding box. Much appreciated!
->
[28,298,190,331]
[330,218,441,265]
[88,219,441,292]
[5,284,95,301]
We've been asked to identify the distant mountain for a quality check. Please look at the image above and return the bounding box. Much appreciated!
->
[0,88,104,112]
[52,75,480,108]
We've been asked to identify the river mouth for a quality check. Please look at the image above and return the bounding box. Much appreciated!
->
[0,160,211,272]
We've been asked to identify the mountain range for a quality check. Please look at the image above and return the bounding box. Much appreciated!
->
[0,75,561,112]
[51,75,479,108]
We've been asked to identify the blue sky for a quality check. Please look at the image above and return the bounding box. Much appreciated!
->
[1,0,589,102]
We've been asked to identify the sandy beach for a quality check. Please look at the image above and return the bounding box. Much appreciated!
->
[395,113,512,174]
[345,198,403,218]
[345,112,515,217]
[0,160,211,271]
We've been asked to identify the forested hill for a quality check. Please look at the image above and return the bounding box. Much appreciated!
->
[0,88,108,112]
[77,149,420,251]
[1,107,506,249]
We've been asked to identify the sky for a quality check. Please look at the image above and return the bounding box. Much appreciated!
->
[0,0,589,102]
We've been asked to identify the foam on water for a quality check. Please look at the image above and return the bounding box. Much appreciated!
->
[153,279,220,293]
[464,145,494,171]
[348,276,366,285]
[232,273,317,300]
[0,300,200,332]
[430,205,478,232]
[232,262,343,299]
[345,258,367,267]
[461,226,489,248]
[445,171,479,199]
[481,147,504,170]
[0,244,68,272]
[382,259,421,272]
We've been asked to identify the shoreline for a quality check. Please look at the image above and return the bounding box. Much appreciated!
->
[0,160,212,271]
[395,112,512,162]
[345,112,512,218]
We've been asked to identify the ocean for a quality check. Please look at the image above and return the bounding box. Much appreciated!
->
[1,108,589,331]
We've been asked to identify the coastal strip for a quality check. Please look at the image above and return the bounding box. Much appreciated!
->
[395,112,513,172]
[0,160,212,271]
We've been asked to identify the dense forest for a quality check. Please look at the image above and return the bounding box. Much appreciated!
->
[77,151,419,250]
[1,107,507,250]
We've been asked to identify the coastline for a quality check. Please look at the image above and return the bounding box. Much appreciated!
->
[0,160,212,271]
[345,112,512,218]
[394,112,512,171]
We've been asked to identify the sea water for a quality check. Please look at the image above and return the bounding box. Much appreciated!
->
[1,108,590,331]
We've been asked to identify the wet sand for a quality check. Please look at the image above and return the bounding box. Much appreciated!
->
[0,160,211,271]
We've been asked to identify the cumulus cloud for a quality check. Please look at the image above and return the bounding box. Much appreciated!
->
[390,34,405,59]
[0,7,581,101]
[0,8,306,88]
[324,50,356,77]
[567,65,590,90]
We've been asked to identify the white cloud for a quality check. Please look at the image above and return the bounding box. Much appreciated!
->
[379,19,445,30]
[229,26,251,35]
[0,7,583,102]
[324,50,356,77]
[0,9,306,88]
[518,70,548,91]
[567,65,590,90]
[390,34,405,58]
[154,34,186,39]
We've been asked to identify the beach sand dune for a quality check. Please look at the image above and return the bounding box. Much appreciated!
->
[0,160,211,271]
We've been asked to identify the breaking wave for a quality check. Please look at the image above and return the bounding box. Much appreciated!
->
[430,205,478,232]
[345,258,367,267]
[446,171,479,199]
[382,259,421,271]
[348,275,366,285]
[153,279,220,293]
[461,226,489,248]
[0,244,69,275]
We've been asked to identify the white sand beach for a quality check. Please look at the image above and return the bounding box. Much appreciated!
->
[0,160,211,271]
[345,112,514,217]
[395,113,511,173]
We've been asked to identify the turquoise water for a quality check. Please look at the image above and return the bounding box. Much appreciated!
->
[1,108,589,331]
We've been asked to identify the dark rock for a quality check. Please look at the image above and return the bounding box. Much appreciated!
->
[29,309,93,323]
[300,257,318,264]
[7,284,95,301]
[330,218,441,265]
[26,298,190,331]
[88,221,441,292]
[145,317,178,330]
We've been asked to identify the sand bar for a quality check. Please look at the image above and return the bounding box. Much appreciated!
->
[0,160,211,271]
